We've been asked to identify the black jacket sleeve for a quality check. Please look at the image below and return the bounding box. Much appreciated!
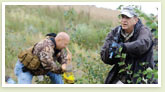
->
[124,26,153,57]
[100,28,119,65]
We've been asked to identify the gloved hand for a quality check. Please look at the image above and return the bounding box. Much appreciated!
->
[109,41,124,59]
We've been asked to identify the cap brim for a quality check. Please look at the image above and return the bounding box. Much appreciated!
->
[120,11,134,18]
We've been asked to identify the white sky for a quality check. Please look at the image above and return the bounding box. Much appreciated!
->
[3,2,160,16]
[95,2,160,15]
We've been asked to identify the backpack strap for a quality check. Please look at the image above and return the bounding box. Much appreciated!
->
[46,33,57,37]
[49,37,61,57]
[50,37,56,46]
[32,43,38,53]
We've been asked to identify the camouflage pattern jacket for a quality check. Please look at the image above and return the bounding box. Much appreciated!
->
[30,37,67,75]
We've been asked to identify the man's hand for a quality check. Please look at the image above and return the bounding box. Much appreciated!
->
[66,47,72,63]
[109,41,124,59]
[62,47,72,72]
[61,64,67,72]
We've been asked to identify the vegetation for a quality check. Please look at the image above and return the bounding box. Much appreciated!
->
[5,5,158,84]
[5,5,112,84]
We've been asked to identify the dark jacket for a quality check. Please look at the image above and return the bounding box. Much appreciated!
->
[100,19,155,84]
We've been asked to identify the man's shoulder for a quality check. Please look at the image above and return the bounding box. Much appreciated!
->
[34,38,54,52]
[38,38,54,46]
[139,25,152,34]
[110,26,121,34]
[112,26,121,31]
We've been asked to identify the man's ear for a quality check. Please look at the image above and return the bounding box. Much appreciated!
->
[55,37,61,43]
[55,37,60,48]
[135,17,138,23]
[55,37,61,50]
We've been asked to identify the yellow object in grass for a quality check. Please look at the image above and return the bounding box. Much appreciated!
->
[63,72,75,84]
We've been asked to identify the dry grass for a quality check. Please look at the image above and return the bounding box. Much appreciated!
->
[41,5,120,26]
[5,5,118,84]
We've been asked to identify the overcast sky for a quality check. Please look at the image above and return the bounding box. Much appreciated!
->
[94,2,160,15]
[5,2,160,15]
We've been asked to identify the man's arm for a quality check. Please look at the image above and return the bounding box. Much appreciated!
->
[38,45,63,74]
[100,28,119,65]
[124,27,153,57]
[57,50,68,67]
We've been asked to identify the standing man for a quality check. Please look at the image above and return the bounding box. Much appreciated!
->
[100,6,156,84]
[14,32,70,84]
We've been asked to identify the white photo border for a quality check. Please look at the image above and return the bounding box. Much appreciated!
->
[2,2,161,87]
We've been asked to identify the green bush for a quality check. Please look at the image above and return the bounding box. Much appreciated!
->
[5,5,112,84]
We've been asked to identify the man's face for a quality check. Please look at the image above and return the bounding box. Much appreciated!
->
[57,39,69,50]
[120,14,138,32]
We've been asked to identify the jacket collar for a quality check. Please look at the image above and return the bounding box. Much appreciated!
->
[120,19,143,42]
[132,19,143,38]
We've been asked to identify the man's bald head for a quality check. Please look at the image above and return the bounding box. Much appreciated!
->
[55,32,70,50]
[56,32,70,42]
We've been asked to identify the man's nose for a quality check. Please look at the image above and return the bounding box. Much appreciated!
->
[122,18,127,22]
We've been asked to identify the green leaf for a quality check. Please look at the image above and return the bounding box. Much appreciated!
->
[119,69,125,73]
[146,73,152,79]
[121,53,126,58]
[136,77,142,83]
[117,5,124,10]
[154,72,158,79]
[143,71,147,75]
[146,67,153,72]
[140,62,145,66]
[127,80,132,84]
[127,64,132,70]
[119,47,123,53]
[150,22,157,29]
[115,54,121,58]
[154,73,158,79]
[138,70,142,73]
[118,61,125,66]
[142,77,148,84]
[140,62,149,66]
[127,71,133,75]
[133,74,139,78]
[145,62,149,65]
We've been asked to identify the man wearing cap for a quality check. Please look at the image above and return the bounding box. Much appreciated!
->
[100,6,155,84]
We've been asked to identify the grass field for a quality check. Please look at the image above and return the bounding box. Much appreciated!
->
[5,5,158,84]
[5,5,120,84]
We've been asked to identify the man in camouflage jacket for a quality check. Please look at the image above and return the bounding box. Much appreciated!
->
[14,32,70,84]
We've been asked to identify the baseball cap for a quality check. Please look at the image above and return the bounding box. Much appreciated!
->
[120,6,138,17]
